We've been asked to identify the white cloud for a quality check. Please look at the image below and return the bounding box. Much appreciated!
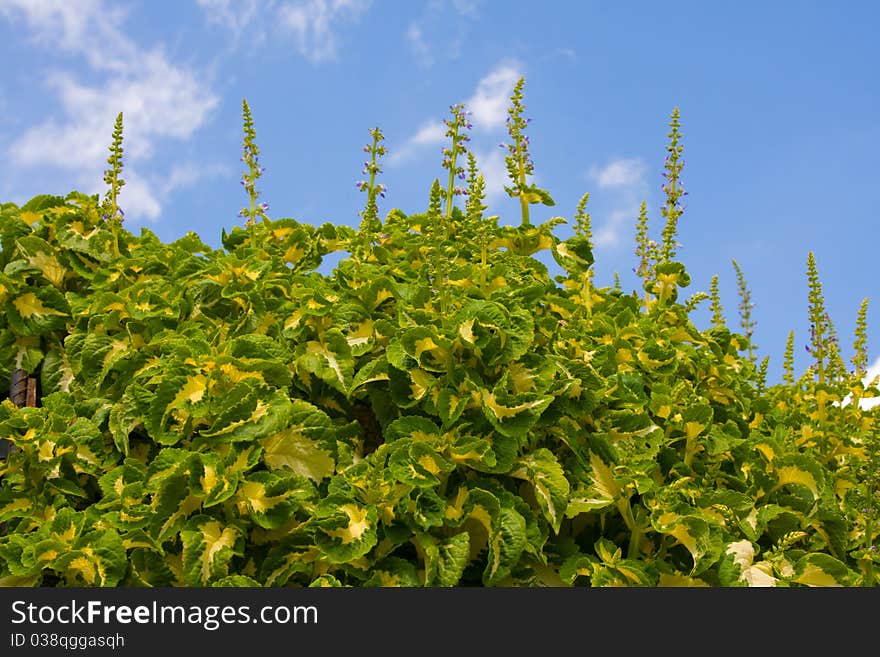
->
[405,1,483,67]
[1,0,218,221]
[162,161,231,197]
[388,120,446,165]
[0,0,135,73]
[589,158,646,189]
[118,171,162,221]
[586,157,648,248]
[465,63,521,131]
[450,0,481,16]
[277,0,370,63]
[864,356,880,410]
[593,208,636,247]
[195,0,261,37]
[470,148,508,202]
[840,355,880,411]
[389,62,522,166]
[406,22,432,68]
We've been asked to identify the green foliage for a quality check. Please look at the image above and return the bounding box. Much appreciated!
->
[0,81,877,588]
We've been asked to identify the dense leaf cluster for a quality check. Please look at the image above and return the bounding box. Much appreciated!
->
[0,99,877,587]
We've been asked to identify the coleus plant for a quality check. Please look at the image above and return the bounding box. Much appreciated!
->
[0,78,877,588]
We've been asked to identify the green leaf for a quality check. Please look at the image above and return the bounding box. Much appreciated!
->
[127,549,176,586]
[792,553,858,587]
[236,471,314,529]
[416,532,470,586]
[52,529,128,587]
[6,286,69,336]
[650,507,723,575]
[180,515,242,586]
[510,448,570,533]
[521,185,555,206]
[552,235,594,276]
[260,400,335,482]
[465,488,527,586]
[388,439,452,488]
[480,388,553,440]
[314,497,378,563]
[296,328,353,395]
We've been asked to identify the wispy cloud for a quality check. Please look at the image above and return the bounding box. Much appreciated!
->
[406,22,433,68]
[470,148,508,202]
[589,158,646,189]
[389,62,522,165]
[840,355,880,411]
[449,0,482,16]
[388,120,446,165]
[865,356,880,410]
[0,0,136,73]
[162,161,231,197]
[405,0,482,68]
[0,0,218,222]
[593,208,636,248]
[587,158,648,247]
[465,63,521,130]
[195,0,262,42]
[277,0,370,63]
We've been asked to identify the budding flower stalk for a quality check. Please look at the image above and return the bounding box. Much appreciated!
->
[103,111,125,226]
[660,107,686,263]
[357,127,387,238]
[442,103,471,221]
[501,77,555,225]
[240,99,269,227]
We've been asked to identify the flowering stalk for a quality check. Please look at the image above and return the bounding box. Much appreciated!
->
[239,99,269,227]
[356,127,387,246]
[659,108,687,263]
[756,355,770,394]
[103,112,125,224]
[709,274,725,328]
[852,299,870,393]
[634,201,656,306]
[782,329,796,386]
[442,104,470,221]
[426,179,450,316]
[102,111,125,258]
[574,193,595,315]
[464,151,489,292]
[732,259,757,362]
[501,77,554,226]
[806,251,829,384]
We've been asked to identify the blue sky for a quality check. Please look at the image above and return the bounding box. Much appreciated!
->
[0,0,877,387]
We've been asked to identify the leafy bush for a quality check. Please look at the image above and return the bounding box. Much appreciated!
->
[0,84,877,587]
